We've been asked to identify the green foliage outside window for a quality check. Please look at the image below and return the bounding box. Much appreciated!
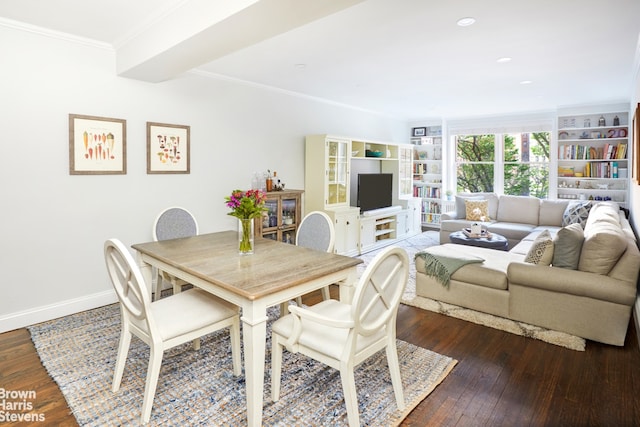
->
[456,132,550,198]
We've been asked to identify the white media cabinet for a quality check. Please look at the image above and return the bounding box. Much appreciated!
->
[359,207,404,253]
[305,134,422,256]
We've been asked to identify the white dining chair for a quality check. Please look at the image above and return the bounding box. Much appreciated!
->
[294,211,335,305]
[271,246,409,427]
[152,206,199,300]
[104,239,241,424]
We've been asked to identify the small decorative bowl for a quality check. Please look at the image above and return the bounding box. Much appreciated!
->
[365,150,384,158]
[352,150,359,156]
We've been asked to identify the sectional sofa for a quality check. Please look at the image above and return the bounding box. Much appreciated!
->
[417,194,640,346]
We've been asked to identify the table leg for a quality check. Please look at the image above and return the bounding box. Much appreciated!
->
[241,303,269,427]
[338,267,359,303]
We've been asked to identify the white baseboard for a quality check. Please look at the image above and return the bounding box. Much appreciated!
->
[0,290,118,334]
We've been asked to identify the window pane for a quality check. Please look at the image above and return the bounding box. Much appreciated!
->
[457,163,494,193]
[504,164,549,198]
[503,132,550,198]
[456,134,495,192]
[456,135,495,161]
[504,132,550,162]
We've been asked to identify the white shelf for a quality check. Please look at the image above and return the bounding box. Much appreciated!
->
[557,110,629,206]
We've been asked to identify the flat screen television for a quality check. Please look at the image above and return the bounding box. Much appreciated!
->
[357,173,393,212]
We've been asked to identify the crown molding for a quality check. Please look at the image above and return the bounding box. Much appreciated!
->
[0,17,113,51]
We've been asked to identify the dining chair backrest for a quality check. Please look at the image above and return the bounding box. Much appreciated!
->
[351,246,409,337]
[104,239,155,335]
[153,207,198,241]
[296,211,335,253]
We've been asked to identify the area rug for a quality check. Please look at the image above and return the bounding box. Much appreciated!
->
[28,303,457,426]
[358,231,587,352]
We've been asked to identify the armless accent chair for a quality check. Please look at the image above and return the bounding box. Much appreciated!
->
[294,211,336,305]
[152,207,199,300]
[270,246,409,427]
[104,239,241,424]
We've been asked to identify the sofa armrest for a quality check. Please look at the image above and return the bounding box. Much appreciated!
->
[442,211,459,220]
[507,262,637,306]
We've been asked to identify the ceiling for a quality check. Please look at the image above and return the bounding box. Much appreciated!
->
[2,0,640,120]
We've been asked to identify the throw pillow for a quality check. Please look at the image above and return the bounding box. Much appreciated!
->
[455,195,483,219]
[465,200,489,221]
[562,201,592,228]
[551,223,584,269]
[578,222,627,275]
[524,229,554,265]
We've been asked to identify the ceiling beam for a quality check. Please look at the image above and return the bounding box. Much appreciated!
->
[116,0,365,82]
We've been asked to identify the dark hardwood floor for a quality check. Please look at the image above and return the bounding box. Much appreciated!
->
[2,288,639,426]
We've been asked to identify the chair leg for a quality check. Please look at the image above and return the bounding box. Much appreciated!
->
[230,317,242,376]
[320,285,331,301]
[270,335,284,401]
[112,326,131,392]
[141,345,164,424]
[295,296,303,306]
[385,340,405,411]
[339,363,360,427]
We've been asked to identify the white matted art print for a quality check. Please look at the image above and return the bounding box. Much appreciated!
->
[147,122,190,174]
[69,114,127,175]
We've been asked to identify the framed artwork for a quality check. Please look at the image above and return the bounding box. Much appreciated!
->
[412,127,427,137]
[635,103,640,185]
[147,122,190,174]
[69,114,126,175]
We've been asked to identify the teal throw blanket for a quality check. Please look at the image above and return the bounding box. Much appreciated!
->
[415,245,484,288]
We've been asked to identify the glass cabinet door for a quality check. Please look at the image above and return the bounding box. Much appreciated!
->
[398,145,413,198]
[326,139,349,207]
[255,190,303,245]
[280,196,298,244]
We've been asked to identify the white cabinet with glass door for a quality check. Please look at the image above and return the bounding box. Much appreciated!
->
[305,135,351,213]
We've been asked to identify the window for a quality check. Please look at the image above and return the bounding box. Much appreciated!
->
[455,131,550,197]
[503,132,550,198]
[455,134,495,193]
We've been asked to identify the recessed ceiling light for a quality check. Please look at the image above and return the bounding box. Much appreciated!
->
[294,63,306,69]
[496,57,512,63]
[520,80,533,85]
[457,17,476,27]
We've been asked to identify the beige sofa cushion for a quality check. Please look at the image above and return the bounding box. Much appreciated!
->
[539,199,570,226]
[578,203,627,275]
[497,195,540,225]
[551,223,584,269]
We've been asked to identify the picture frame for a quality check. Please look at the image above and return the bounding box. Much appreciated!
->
[69,114,126,175]
[634,103,640,185]
[412,127,427,137]
[147,122,190,174]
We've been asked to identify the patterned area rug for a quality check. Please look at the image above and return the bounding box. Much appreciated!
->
[358,231,587,351]
[28,304,456,426]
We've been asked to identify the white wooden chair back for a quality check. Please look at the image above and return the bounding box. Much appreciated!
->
[352,246,409,337]
[296,211,335,253]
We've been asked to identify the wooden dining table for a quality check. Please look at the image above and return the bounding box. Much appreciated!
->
[132,230,362,427]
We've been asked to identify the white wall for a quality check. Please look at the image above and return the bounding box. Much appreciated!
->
[0,25,407,332]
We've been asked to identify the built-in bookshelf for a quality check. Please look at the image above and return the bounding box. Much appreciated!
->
[557,111,628,205]
[411,126,445,227]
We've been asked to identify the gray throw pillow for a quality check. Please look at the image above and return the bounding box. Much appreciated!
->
[552,223,584,269]
[562,201,592,228]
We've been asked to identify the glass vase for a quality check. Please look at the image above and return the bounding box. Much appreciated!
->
[238,218,254,255]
